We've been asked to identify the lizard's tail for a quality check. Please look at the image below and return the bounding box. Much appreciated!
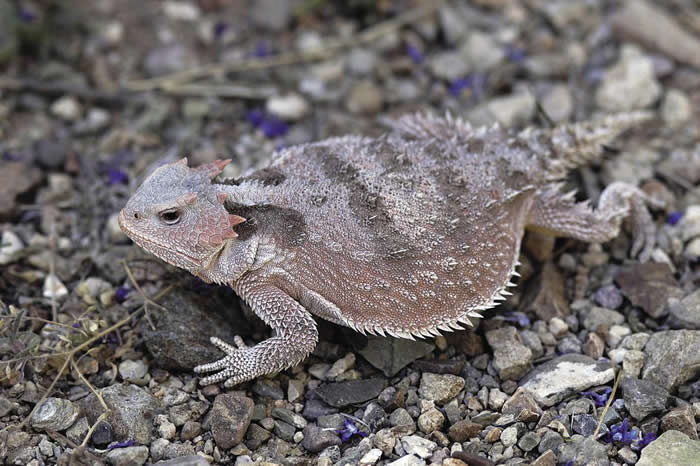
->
[532,111,654,180]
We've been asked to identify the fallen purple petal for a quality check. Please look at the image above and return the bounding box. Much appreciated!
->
[336,418,366,443]
[406,44,423,64]
[107,169,128,185]
[107,439,134,450]
[214,21,228,38]
[668,211,683,225]
[260,116,288,139]
[506,45,526,64]
[115,286,130,302]
[503,312,530,327]
[254,40,270,58]
[247,109,265,128]
[581,387,612,407]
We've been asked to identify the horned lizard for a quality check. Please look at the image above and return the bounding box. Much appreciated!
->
[119,112,656,386]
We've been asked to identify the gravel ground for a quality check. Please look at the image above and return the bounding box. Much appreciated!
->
[1,1,699,465]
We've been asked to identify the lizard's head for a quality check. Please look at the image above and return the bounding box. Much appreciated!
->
[119,158,245,276]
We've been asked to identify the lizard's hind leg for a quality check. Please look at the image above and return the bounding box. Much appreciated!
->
[526,182,658,262]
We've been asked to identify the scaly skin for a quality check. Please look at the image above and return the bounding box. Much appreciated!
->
[119,111,657,386]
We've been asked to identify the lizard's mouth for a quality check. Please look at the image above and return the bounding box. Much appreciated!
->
[118,210,203,269]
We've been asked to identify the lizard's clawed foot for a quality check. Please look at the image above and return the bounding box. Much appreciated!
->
[194,336,251,387]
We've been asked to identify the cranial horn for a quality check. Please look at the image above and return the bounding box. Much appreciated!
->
[195,159,231,179]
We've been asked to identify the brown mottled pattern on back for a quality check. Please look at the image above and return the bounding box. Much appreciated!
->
[244,130,540,334]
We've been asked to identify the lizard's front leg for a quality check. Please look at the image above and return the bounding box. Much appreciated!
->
[194,283,318,387]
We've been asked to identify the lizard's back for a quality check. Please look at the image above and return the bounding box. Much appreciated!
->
[243,120,548,337]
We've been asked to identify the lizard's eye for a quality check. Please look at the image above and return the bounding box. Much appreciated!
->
[159,209,182,225]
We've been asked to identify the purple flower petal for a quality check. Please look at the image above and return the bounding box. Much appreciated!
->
[260,116,288,139]
[247,109,265,128]
[107,439,134,450]
[115,286,130,303]
[668,211,683,225]
[449,73,487,99]
[107,169,128,185]
[581,387,612,407]
[506,45,526,64]
[214,21,228,38]
[336,418,365,443]
[503,312,530,327]
[254,40,270,58]
[406,44,423,64]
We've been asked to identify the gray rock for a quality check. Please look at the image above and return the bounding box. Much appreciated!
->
[617,446,638,465]
[118,359,148,381]
[519,431,541,452]
[106,446,149,466]
[251,380,284,400]
[0,230,24,265]
[540,84,573,124]
[620,333,650,351]
[447,420,482,442]
[428,51,471,81]
[622,350,645,379]
[400,435,436,459]
[346,80,384,115]
[418,373,465,404]
[502,387,543,418]
[661,89,692,128]
[612,0,700,69]
[568,436,610,466]
[593,285,624,310]
[31,397,80,431]
[315,378,386,408]
[459,32,505,72]
[271,407,306,429]
[468,92,536,128]
[250,0,291,31]
[485,326,533,380]
[205,394,253,449]
[80,383,163,444]
[582,306,625,331]
[521,354,615,406]
[141,289,250,371]
[417,407,444,434]
[622,377,669,420]
[643,330,700,391]
[245,423,271,449]
[500,426,519,447]
[438,3,468,45]
[353,335,434,377]
[301,423,341,453]
[388,455,426,466]
[636,430,700,466]
[616,263,682,318]
[347,48,378,75]
[152,454,209,466]
[266,93,309,121]
[143,44,197,77]
[595,45,661,111]
[538,430,564,454]
[274,420,296,441]
[0,0,18,65]
[660,405,698,440]
[532,449,557,466]
[66,416,89,444]
[668,290,700,330]
[571,414,602,437]
[389,408,415,431]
